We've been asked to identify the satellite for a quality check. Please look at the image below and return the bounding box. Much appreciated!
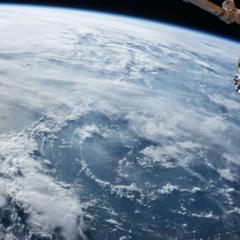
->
[183,0,240,24]
[234,59,240,93]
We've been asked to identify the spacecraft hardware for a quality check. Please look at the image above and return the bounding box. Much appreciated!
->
[234,59,240,93]
[183,0,240,24]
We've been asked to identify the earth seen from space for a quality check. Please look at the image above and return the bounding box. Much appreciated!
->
[0,5,240,240]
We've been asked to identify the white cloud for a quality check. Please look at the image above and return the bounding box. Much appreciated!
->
[158,183,179,194]
[223,153,240,166]
[140,140,201,169]
[218,168,236,182]
[75,124,100,144]
[209,94,240,112]
[0,133,86,239]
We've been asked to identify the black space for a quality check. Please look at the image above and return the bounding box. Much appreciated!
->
[1,0,240,41]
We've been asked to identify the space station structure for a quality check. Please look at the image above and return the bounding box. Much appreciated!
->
[234,59,240,93]
[183,0,240,24]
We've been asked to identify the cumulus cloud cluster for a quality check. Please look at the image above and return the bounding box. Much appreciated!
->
[0,133,86,239]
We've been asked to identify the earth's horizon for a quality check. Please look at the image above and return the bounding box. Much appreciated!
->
[1,3,239,45]
[0,5,240,240]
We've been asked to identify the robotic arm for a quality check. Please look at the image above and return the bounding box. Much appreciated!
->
[183,0,240,24]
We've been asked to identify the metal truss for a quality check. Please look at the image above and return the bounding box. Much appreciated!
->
[183,0,240,24]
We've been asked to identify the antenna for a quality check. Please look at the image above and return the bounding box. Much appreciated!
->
[183,0,240,24]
